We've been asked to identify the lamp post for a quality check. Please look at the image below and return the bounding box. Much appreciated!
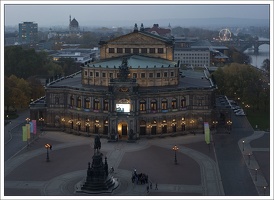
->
[245,104,250,116]
[85,120,90,137]
[172,145,179,165]
[76,121,81,135]
[227,120,232,134]
[68,119,73,133]
[242,140,245,151]
[61,118,65,131]
[26,117,30,124]
[255,168,258,181]
[212,120,218,133]
[248,153,251,165]
[39,117,44,127]
[44,143,52,162]
[147,124,152,137]
[190,119,194,130]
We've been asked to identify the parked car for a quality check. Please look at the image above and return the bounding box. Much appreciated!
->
[235,110,246,116]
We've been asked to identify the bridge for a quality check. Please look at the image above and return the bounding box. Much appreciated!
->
[211,39,270,54]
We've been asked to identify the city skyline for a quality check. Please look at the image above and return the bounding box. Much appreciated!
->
[3,3,270,28]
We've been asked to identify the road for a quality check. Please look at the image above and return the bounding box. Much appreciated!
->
[4,110,31,161]
[213,112,258,196]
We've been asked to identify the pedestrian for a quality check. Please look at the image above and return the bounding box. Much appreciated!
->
[147,185,149,193]
[155,183,158,190]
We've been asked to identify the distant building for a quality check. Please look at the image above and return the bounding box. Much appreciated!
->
[18,22,38,45]
[69,15,80,33]
[144,24,172,37]
[174,38,229,68]
[50,48,97,65]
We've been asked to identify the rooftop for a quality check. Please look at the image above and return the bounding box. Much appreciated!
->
[86,55,177,69]
[47,69,214,92]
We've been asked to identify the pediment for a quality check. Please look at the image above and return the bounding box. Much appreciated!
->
[108,32,168,45]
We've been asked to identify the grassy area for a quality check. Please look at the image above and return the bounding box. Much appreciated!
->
[245,109,270,131]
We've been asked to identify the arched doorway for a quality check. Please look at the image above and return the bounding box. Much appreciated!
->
[118,121,128,139]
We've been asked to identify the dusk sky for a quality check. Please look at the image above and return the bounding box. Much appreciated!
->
[3,3,270,27]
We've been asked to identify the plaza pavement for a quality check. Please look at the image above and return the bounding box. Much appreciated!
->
[4,131,224,197]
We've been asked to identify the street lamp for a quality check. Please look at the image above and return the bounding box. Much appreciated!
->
[190,119,194,130]
[227,120,232,134]
[147,124,152,137]
[212,120,218,133]
[242,140,245,151]
[248,153,252,165]
[85,120,90,137]
[26,117,30,124]
[172,145,179,165]
[76,121,81,135]
[245,104,250,115]
[44,143,52,162]
[61,118,65,131]
[68,119,73,133]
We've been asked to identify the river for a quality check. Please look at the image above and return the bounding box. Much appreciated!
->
[244,39,270,69]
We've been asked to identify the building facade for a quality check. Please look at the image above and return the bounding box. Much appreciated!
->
[30,24,216,140]
[18,22,38,45]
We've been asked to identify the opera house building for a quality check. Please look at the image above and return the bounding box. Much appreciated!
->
[30,24,216,140]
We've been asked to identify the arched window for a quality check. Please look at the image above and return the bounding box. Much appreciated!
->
[70,96,74,106]
[77,97,81,108]
[139,100,146,111]
[103,99,109,111]
[94,99,100,110]
[181,96,186,108]
[161,99,168,110]
[150,99,157,111]
[171,98,177,109]
[85,98,90,109]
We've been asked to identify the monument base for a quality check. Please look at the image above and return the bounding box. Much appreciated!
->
[75,177,119,194]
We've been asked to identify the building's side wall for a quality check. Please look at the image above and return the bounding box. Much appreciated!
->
[81,67,179,87]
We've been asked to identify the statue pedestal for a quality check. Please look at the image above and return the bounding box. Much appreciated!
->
[75,152,119,194]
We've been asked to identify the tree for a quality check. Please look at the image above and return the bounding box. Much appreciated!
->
[261,59,270,74]
[212,63,267,110]
[5,75,31,110]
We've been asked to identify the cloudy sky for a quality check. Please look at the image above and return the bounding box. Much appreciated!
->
[3,2,271,27]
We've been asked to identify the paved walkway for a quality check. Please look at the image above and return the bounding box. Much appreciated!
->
[4,131,224,197]
[238,131,270,196]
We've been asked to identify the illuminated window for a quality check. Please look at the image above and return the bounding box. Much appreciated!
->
[94,99,100,110]
[151,100,157,110]
[140,100,146,111]
[171,98,177,109]
[85,98,90,109]
[77,97,81,108]
[161,99,168,110]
